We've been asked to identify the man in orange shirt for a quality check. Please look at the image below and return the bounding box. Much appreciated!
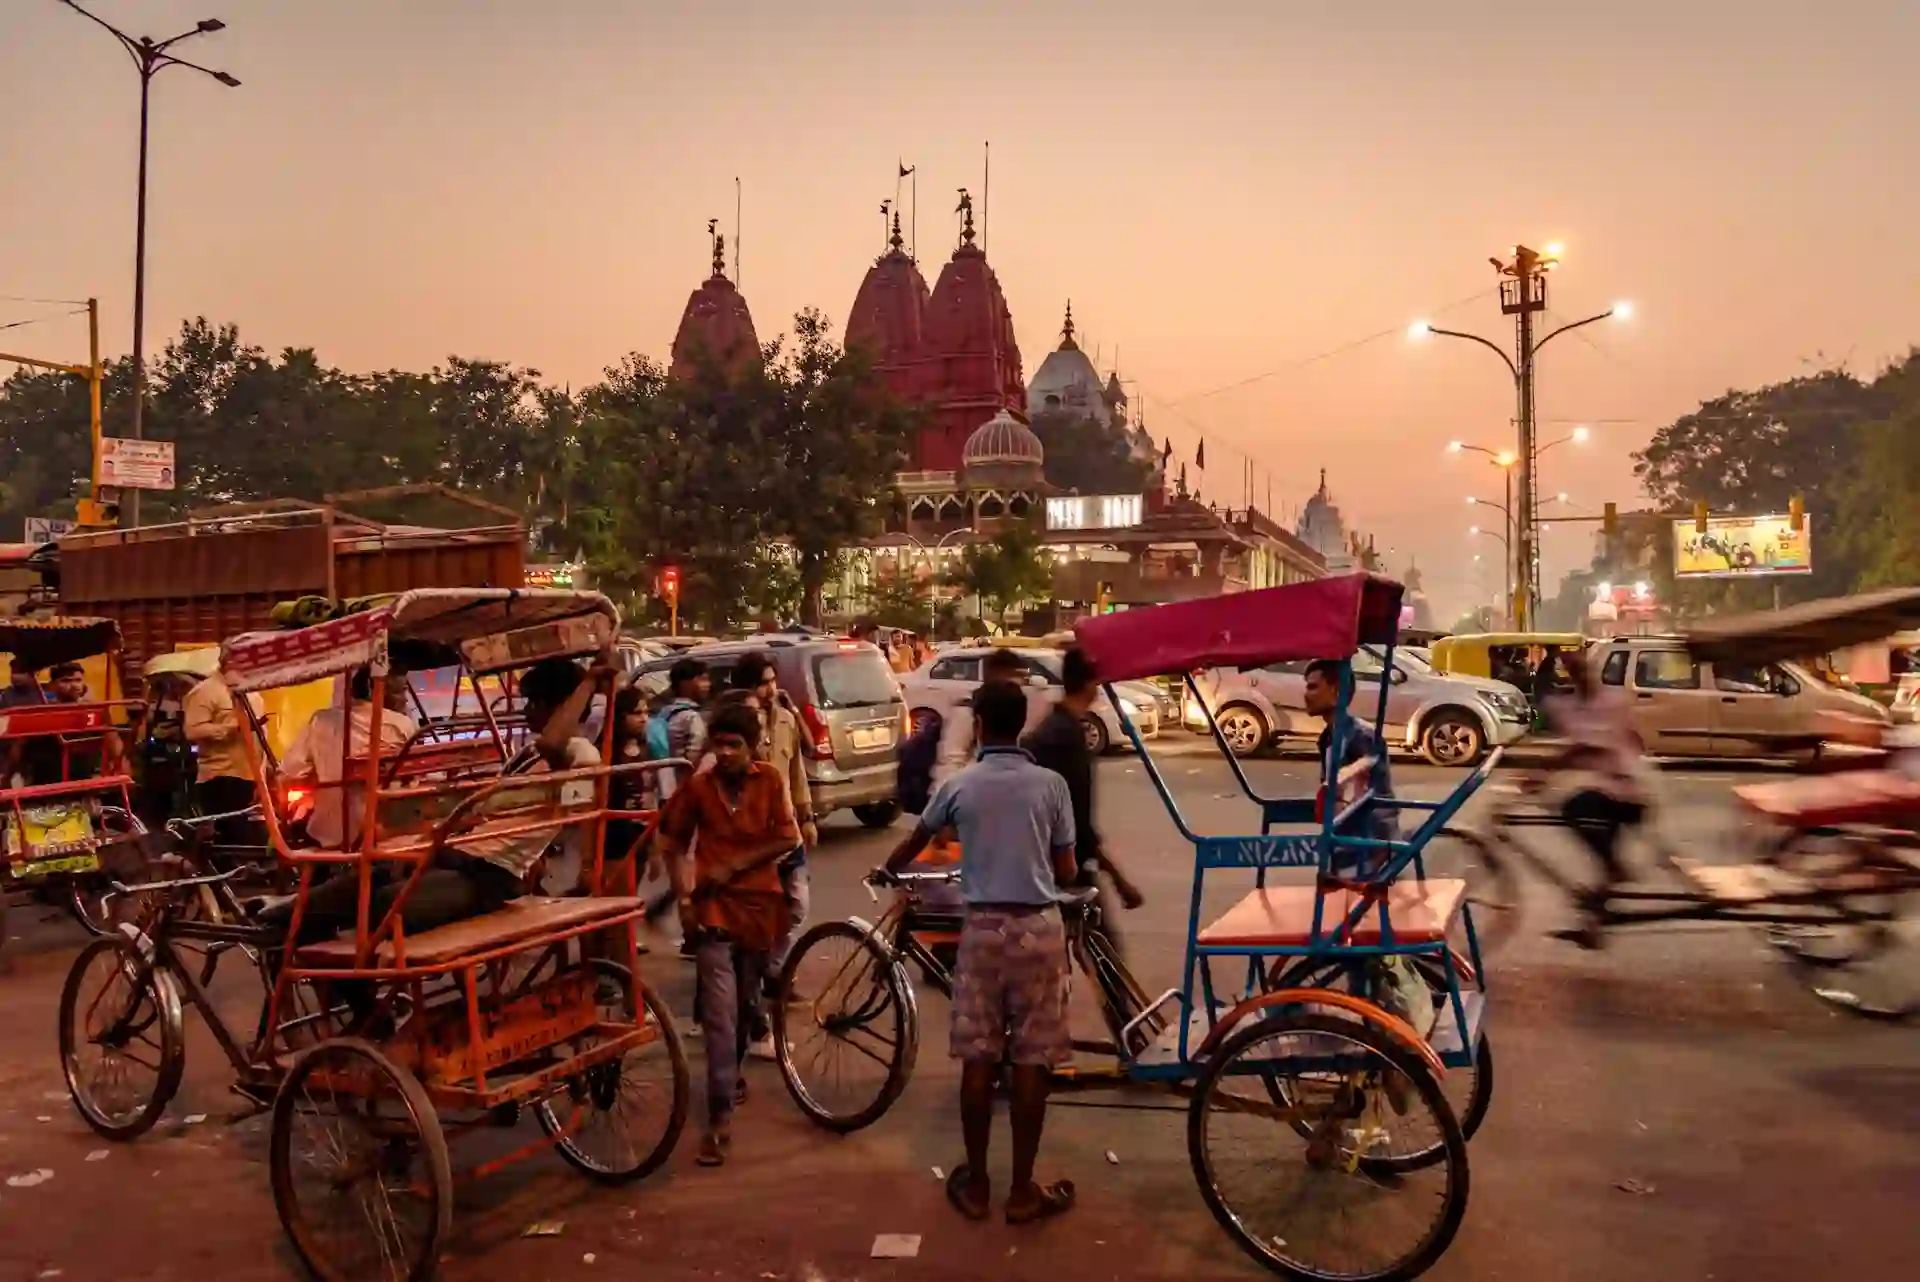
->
[657,702,798,1166]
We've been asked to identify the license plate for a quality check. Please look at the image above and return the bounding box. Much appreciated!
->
[850,725,894,751]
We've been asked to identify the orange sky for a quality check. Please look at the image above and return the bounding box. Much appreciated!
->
[4,0,1916,619]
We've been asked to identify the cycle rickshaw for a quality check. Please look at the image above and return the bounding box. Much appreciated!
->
[57,588,691,1282]
[776,575,1495,1281]
[1,616,149,943]
[1440,585,1920,1020]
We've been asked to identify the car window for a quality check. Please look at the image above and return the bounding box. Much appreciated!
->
[1600,650,1629,687]
[1351,649,1385,680]
[1634,651,1700,691]
[810,650,900,709]
[1714,662,1799,696]
[927,657,962,681]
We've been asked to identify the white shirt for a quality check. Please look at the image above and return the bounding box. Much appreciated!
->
[283,701,421,849]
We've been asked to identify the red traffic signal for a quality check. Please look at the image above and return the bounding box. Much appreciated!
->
[659,566,681,600]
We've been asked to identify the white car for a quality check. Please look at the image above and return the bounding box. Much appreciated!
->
[1182,645,1531,766]
[899,649,1167,754]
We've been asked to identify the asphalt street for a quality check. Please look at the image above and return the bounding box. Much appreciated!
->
[2,743,1917,1282]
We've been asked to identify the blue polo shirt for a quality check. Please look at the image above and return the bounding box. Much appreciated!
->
[919,746,1076,907]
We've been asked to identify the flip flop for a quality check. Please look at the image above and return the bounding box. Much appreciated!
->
[945,1163,991,1222]
[1004,1178,1075,1225]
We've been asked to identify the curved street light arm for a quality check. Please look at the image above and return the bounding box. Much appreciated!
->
[1531,309,1615,358]
[57,0,144,67]
[1425,326,1518,380]
[153,50,240,84]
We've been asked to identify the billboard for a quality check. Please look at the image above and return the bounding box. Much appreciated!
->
[1046,493,1143,532]
[99,438,176,491]
[1671,514,1811,579]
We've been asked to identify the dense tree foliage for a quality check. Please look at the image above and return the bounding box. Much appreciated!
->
[0,311,918,631]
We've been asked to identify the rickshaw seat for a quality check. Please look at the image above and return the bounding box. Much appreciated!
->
[1734,771,1920,828]
[295,894,644,967]
[1197,878,1467,948]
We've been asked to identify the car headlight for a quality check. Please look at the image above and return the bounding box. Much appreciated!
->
[1119,697,1141,716]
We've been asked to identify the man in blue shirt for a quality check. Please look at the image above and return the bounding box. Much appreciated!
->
[1303,658,1398,864]
[883,678,1078,1226]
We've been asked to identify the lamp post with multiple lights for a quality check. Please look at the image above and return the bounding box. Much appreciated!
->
[1412,244,1629,627]
[58,1,239,527]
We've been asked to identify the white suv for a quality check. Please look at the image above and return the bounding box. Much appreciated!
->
[1182,645,1531,766]
[900,649,1167,754]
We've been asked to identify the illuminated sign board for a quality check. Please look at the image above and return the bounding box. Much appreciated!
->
[1045,494,1143,531]
[1670,515,1811,579]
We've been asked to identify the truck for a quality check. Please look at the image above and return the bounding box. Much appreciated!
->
[45,487,527,688]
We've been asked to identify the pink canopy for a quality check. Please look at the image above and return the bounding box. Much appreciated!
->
[1074,574,1406,684]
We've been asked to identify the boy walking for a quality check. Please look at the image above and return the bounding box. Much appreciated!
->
[657,702,798,1165]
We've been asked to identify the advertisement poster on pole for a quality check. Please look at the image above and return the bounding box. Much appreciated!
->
[1670,514,1811,578]
[23,517,74,545]
[99,438,176,491]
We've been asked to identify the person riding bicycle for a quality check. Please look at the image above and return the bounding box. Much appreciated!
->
[1532,645,1649,949]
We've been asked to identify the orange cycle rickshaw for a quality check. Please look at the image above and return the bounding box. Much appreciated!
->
[57,589,690,1282]
[1,616,148,943]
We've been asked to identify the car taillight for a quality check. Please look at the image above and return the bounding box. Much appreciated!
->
[799,703,835,759]
[285,786,309,806]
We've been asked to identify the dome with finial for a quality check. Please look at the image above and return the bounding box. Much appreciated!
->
[1296,468,1350,560]
[962,408,1044,469]
[670,224,760,381]
[1027,300,1110,426]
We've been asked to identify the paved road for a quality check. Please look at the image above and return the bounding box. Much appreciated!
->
[3,748,1917,1282]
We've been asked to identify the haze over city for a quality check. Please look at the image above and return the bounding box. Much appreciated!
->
[3,0,1916,616]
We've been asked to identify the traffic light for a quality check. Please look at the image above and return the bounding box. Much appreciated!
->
[1693,500,1709,534]
[76,496,118,528]
[658,564,682,634]
[1789,494,1805,533]
[1602,502,1618,539]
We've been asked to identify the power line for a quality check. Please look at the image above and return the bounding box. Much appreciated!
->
[0,294,88,307]
[1169,286,1499,407]
[0,307,88,335]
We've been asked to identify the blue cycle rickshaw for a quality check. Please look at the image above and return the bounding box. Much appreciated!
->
[776,575,1495,1281]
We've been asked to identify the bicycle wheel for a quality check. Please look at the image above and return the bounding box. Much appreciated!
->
[1189,1011,1469,1282]
[534,959,690,1182]
[773,920,917,1132]
[270,1038,453,1282]
[1080,926,1163,1055]
[1268,955,1492,1161]
[1429,828,1522,959]
[59,932,186,1140]
[1762,829,1920,1021]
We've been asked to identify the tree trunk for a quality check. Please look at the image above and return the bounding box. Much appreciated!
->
[799,550,828,630]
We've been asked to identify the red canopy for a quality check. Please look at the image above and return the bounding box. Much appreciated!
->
[1074,574,1406,684]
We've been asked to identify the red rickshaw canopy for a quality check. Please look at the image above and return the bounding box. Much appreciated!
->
[1074,574,1406,683]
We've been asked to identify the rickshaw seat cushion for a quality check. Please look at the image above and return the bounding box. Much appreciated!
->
[1735,771,1920,827]
[1197,878,1467,948]
[295,894,645,967]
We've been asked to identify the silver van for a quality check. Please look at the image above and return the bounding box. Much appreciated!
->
[632,636,906,826]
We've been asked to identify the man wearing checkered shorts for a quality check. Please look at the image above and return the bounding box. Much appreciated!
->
[882,678,1079,1226]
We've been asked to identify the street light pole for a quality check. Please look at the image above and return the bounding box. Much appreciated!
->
[1413,248,1627,629]
[58,1,239,528]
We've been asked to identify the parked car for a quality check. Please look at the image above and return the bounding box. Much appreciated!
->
[1182,645,1531,766]
[898,648,1170,754]
[631,635,906,826]
[1587,636,1887,760]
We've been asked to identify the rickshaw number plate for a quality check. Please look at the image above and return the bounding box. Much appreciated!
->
[422,970,598,1083]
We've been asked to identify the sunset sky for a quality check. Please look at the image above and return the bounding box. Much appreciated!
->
[3,0,1915,618]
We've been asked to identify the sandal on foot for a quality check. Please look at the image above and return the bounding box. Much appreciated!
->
[1005,1179,1075,1225]
[945,1164,991,1222]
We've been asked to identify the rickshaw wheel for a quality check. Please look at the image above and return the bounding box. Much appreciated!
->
[59,932,186,1140]
[773,920,918,1133]
[1188,1011,1468,1282]
[270,1038,452,1282]
[1266,956,1493,1160]
[534,960,690,1183]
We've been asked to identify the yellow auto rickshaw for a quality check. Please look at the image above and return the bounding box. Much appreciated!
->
[1430,632,1588,697]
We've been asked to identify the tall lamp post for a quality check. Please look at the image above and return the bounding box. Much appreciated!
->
[1411,245,1628,628]
[59,1,239,528]
[1449,441,1517,624]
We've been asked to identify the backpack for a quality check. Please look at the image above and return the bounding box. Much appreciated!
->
[896,710,943,816]
[647,698,699,761]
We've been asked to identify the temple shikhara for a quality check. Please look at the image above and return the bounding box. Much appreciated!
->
[662,174,1352,625]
